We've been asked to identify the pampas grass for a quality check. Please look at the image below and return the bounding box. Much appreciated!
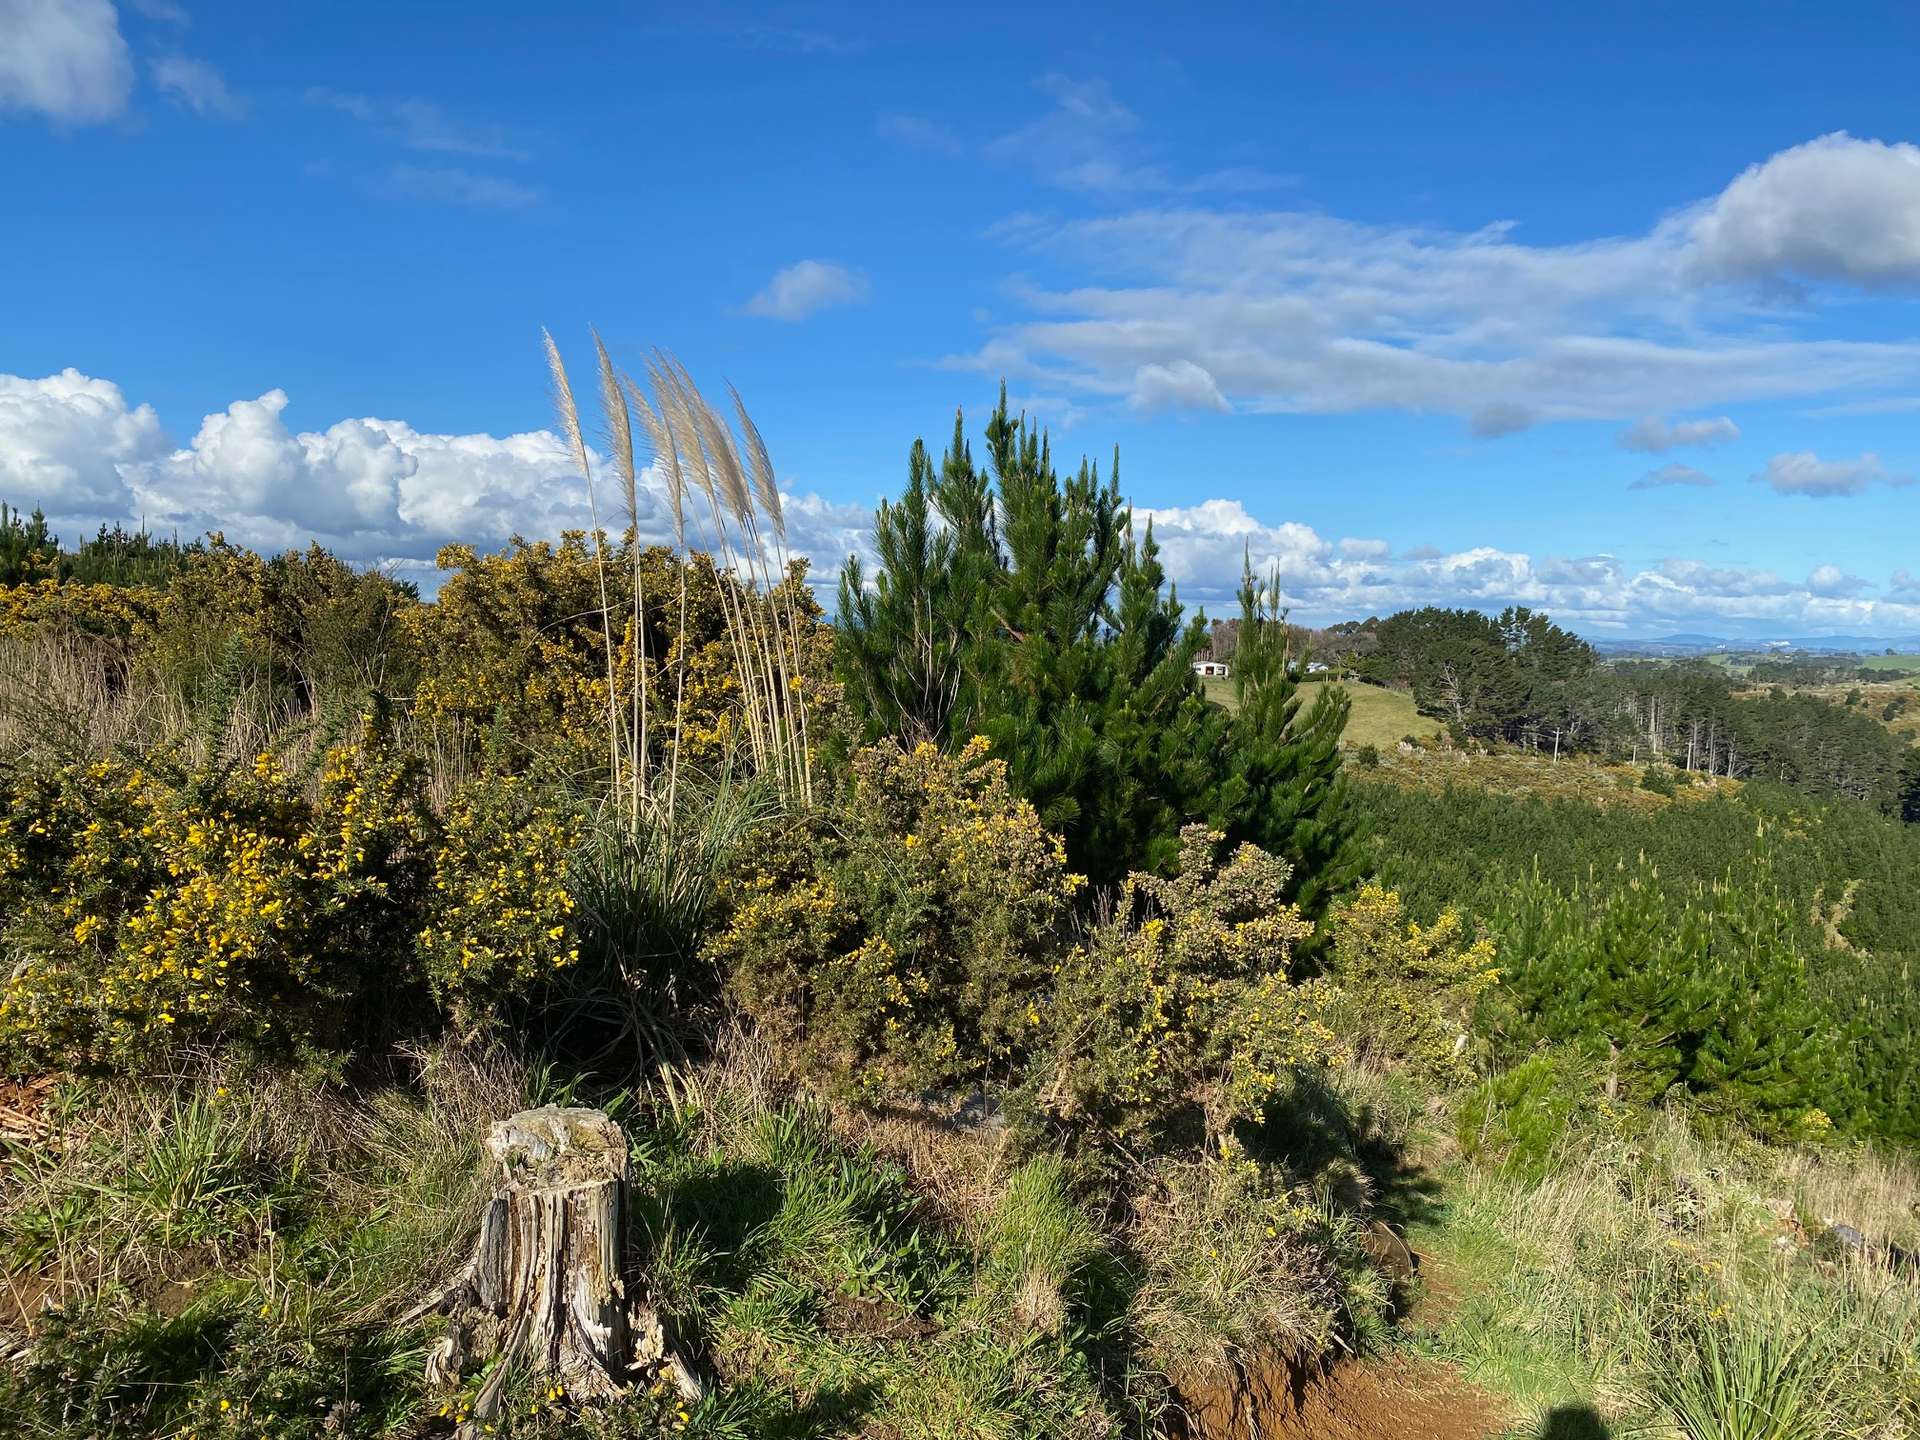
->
[542,332,813,810]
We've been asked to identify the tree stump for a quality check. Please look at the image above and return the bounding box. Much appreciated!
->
[413,1105,701,1436]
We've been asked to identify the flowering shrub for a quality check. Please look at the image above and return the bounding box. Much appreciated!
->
[1325,883,1499,1082]
[708,737,1082,1095]
[1032,826,1339,1143]
[0,579,160,643]
[416,772,584,1028]
[409,537,829,777]
[0,739,433,1070]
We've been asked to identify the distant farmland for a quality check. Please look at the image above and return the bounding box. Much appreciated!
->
[1202,675,1445,749]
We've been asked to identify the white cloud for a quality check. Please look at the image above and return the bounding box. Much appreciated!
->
[743,260,869,322]
[1807,564,1870,598]
[959,126,1920,432]
[0,369,168,510]
[1130,360,1229,414]
[0,0,132,124]
[1114,495,1920,636]
[150,53,238,117]
[0,370,874,586]
[1755,449,1908,497]
[1617,414,1739,452]
[387,164,541,211]
[1684,132,1920,289]
[8,368,1915,637]
[1630,462,1714,490]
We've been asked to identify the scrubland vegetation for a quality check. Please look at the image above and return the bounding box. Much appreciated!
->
[0,355,1915,1440]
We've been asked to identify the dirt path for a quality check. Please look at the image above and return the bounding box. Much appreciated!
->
[1175,1349,1508,1440]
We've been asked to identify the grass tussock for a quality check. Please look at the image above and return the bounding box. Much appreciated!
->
[0,1046,529,1438]
[1413,1105,1920,1437]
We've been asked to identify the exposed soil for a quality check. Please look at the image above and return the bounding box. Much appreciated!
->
[1171,1349,1508,1440]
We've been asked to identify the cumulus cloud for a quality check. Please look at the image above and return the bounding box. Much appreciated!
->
[1755,450,1908,497]
[0,0,133,124]
[1684,133,1920,289]
[1630,463,1714,490]
[743,260,869,322]
[150,53,239,117]
[0,369,874,585]
[1118,497,1920,636]
[959,123,1920,432]
[1807,564,1870,598]
[1617,414,1739,452]
[0,369,167,510]
[7,367,1915,637]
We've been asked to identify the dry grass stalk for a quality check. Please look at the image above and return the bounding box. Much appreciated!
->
[542,332,813,813]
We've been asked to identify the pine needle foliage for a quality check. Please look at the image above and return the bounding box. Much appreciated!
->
[838,386,1364,904]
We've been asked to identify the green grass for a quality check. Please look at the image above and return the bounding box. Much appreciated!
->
[1200,676,1444,751]
[1407,1104,1920,1438]
[1859,654,1920,672]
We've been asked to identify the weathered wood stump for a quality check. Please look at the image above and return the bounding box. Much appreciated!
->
[412,1105,700,1436]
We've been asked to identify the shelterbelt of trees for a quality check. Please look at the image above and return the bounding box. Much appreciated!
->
[1314,604,1920,818]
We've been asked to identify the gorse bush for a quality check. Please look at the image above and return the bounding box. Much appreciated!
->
[709,737,1082,1096]
[1033,825,1338,1144]
[0,728,594,1072]
[409,536,824,785]
[0,737,433,1069]
[416,770,584,1030]
[1326,882,1499,1082]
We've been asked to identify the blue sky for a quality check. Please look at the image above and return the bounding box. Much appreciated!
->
[5,0,1920,638]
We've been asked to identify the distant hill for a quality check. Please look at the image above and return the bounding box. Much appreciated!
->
[1591,633,1920,657]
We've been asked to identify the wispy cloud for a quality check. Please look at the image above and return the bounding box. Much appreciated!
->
[876,112,963,156]
[151,54,240,118]
[743,260,869,322]
[387,164,542,211]
[307,87,527,160]
[734,22,864,56]
[958,125,1920,434]
[1617,414,1739,452]
[986,74,1294,196]
[127,0,191,22]
[1631,463,1715,490]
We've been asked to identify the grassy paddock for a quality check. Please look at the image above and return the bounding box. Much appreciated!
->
[1200,675,1444,751]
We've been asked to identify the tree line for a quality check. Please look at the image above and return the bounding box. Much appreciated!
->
[1353,605,1919,816]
